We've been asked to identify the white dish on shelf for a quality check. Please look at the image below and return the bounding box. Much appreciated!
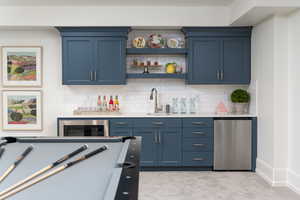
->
[167,38,179,48]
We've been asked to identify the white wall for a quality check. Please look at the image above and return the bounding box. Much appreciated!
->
[0,28,246,137]
[0,6,229,27]
[252,17,276,180]
[287,10,300,193]
[252,11,300,194]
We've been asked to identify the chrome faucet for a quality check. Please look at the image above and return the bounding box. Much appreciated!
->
[150,88,162,113]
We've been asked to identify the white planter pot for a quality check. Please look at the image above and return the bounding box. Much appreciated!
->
[233,103,249,114]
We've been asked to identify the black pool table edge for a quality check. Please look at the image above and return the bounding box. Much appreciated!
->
[115,136,141,200]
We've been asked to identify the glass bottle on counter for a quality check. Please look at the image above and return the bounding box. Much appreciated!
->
[102,96,108,111]
[114,96,120,112]
[109,96,114,112]
[172,98,179,114]
[97,96,102,111]
[189,97,197,114]
[180,97,187,114]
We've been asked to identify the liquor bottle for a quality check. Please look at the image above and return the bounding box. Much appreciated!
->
[114,96,120,112]
[109,96,114,112]
[97,96,102,111]
[102,96,108,112]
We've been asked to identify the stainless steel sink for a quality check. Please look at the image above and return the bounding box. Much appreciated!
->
[146,113,169,116]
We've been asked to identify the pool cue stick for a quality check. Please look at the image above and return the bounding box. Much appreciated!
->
[0,145,108,200]
[0,145,88,198]
[0,148,5,159]
[0,138,17,148]
[0,145,33,184]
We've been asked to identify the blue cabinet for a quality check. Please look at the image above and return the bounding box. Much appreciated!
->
[133,118,182,167]
[158,128,182,166]
[94,37,126,84]
[222,38,251,84]
[133,128,158,166]
[183,27,252,85]
[186,38,221,84]
[62,37,95,85]
[57,27,129,85]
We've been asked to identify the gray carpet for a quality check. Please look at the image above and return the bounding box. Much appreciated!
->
[139,172,300,200]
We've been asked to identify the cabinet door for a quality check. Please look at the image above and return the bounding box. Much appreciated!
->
[187,38,221,84]
[95,37,126,85]
[158,128,182,166]
[222,38,251,84]
[62,37,94,85]
[133,128,158,166]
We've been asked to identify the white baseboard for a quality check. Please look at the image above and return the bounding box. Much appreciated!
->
[287,169,300,195]
[256,159,287,186]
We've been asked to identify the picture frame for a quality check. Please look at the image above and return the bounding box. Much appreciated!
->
[2,90,43,131]
[1,46,42,87]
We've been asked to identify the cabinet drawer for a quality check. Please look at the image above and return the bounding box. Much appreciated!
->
[183,128,213,138]
[133,118,181,128]
[110,128,133,137]
[183,138,213,152]
[183,152,213,166]
[110,119,133,128]
[182,118,213,128]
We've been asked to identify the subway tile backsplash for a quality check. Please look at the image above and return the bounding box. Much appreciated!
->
[61,79,251,115]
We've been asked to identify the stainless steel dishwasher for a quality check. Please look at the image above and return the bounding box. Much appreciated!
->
[214,119,252,170]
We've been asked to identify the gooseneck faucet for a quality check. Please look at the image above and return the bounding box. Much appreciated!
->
[150,88,161,113]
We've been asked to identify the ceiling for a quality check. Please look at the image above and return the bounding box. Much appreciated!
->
[0,0,235,6]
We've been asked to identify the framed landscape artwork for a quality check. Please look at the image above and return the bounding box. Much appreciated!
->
[1,46,42,87]
[2,90,42,130]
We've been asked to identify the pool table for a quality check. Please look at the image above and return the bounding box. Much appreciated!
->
[0,137,141,200]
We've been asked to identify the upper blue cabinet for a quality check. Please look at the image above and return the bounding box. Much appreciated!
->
[182,27,252,84]
[57,27,130,85]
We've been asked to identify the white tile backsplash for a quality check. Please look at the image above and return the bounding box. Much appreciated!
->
[62,79,250,115]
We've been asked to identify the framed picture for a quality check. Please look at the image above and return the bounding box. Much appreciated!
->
[2,90,42,131]
[1,46,42,87]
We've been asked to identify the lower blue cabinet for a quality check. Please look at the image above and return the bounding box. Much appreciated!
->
[158,128,182,166]
[133,128,158,166]
[134,127,182,167]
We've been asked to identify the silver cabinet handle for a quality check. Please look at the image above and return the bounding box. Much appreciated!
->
[115,122,127,125]
[216,70,220,80]
[90,71,93,81]
[152,122,164,125]
[220,69,224,80]
[192,131,206,135]
[154,132,158,143]
[192,144,206,147]
[192,122,207,126]
[193,158,205,161]
[158,131,161,144]
[94,71,97,81]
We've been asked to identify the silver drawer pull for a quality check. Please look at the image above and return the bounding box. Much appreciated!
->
[192,144,206,147]
[115,122,127,125]
[152,122,164,125]
[192,132,205,135]
[193,158,205,161]
[192,122,207,126]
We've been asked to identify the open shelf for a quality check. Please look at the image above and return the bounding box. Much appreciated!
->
[126,73,186,79]
[126,48,188,55]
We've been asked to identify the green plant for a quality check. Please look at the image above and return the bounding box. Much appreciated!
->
[231,89,250,103]
[15,67,25,74]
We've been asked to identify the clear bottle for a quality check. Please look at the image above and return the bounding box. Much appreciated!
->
[189,97,196,114]
[172,98,179,114]
[97,96,102,111]
[102,96,108,112]
[180,97,187,114]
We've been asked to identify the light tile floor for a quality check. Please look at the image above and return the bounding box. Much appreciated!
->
[139,172,300,200]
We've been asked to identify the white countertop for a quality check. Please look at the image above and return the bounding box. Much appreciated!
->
[58,113,257,118]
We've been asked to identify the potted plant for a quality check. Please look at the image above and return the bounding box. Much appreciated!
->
[230,89,250,114]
